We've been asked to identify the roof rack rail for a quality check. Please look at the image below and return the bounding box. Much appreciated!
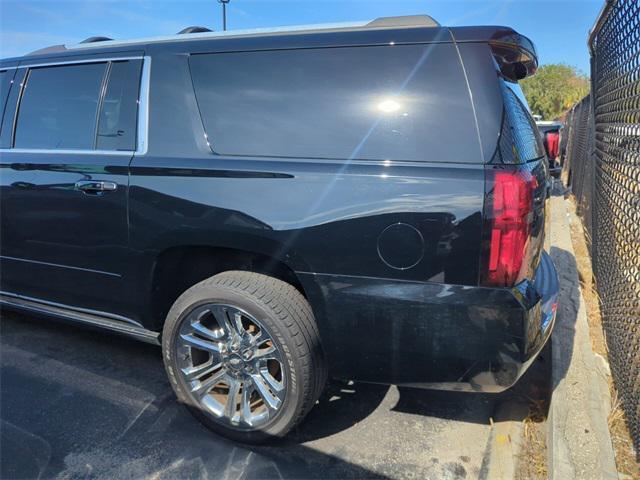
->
[81,36,114,43]
[61,14,442,52]
[178,26,213,34]
[27,44,68,56]
[367,15,439,28]
[25,35,111,56]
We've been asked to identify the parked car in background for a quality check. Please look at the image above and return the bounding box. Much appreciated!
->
[536,120,564,176]
[0,15,558,443]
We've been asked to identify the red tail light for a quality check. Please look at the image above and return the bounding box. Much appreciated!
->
[481,169,536,287]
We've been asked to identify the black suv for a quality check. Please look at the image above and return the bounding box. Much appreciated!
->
[0,15,558,443]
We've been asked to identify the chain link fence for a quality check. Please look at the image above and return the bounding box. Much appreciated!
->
[564,0,640,453]
[564,94,596,248]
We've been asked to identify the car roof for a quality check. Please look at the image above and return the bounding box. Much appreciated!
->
[3,15,437,61]
[1,14,532,66]
[536,121,563,127]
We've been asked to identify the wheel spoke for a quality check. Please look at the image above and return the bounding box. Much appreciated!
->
[181,360,220,381]
[180,333,221,354]
[189,318,222,341]
[233,312,246,336]
[253,344,277,361]
[224,378,241,420]
[260,367,284,393]
[191,368,227,397]
[251,330,263,343]
[250,372,282,410]
[210,305,242,341]
[240,380,254,426]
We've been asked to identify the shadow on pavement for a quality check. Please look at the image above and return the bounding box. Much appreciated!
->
[0,312,392,479]
[548,180,579,395]
[0,299,551,479]
[548,245,578,394]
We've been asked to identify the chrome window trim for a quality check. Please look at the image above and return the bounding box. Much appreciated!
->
[1,55,150,156]
[0,148,134,155]
[16,56,143,69]
[10,69,29,148]
[94,62,112,150]
[136,56,151,155]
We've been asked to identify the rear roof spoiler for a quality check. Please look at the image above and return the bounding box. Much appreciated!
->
[450,26,538,81]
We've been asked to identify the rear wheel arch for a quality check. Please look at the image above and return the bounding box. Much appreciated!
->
[146,244,310,331]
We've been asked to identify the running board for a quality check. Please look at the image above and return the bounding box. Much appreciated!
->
[0,292,160,345]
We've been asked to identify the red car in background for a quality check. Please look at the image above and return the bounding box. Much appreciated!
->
[536,120,563,177]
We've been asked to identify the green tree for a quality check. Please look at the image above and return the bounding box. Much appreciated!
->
[521,64,590,120]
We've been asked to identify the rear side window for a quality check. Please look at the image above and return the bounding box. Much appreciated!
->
[97,60,142,151]
[190,45,480,162]
[13,60,142,151]
[0,69,23,148]
[0,70,12,131]
[496,81,546,163]
[15,63,106,150]
[0,70,8,111]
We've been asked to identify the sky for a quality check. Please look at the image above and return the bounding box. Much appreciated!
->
[1,0,602,74]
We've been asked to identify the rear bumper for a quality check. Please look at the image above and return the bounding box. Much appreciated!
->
[298,250,559,392]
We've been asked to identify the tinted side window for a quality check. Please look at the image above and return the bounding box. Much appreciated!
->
[14,63,106,150]
[97,60,142,151]
[0,69,19,137]
[190,45,479,162]
[497,80,546,163]
[0,69,24,148]
[0,71,9,127]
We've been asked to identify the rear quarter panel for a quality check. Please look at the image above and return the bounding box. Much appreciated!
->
[128,45,487,385]
[128,47,485,299]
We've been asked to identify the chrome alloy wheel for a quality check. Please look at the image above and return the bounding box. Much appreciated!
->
[174,303,286,430]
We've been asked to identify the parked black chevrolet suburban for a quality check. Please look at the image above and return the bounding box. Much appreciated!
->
[0,15,559,443]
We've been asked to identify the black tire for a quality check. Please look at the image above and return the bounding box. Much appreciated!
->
[162,270,326,443]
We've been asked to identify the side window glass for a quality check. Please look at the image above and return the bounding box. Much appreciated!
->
[499,80,546,162]
[189,45,477,162]
[0,70,10,128]
[97,60,142,151]
[14,63,106,150]
[0,69,24,148]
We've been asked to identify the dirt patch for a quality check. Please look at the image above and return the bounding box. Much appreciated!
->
[516,399,548,480]
[566,198,607,357]
[514,346,551,480]
[566,196,640,478]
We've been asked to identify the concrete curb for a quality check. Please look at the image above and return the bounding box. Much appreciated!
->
[483,401,528,479]
[547,192,618,480]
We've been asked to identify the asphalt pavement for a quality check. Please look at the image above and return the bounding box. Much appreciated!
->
[0,308,539,480]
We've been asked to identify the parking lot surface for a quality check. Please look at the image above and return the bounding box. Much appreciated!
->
[1,310,527,480]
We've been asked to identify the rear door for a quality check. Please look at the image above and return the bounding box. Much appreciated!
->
[0,53,146,316]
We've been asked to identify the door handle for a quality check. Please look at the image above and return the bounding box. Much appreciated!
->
[74,180,118,195]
